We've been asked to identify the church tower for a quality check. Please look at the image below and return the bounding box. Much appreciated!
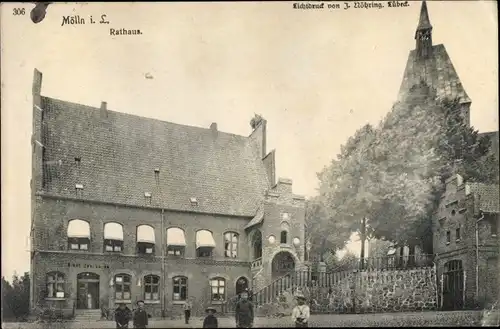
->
[415,0,433,59]
[398,0,472,127]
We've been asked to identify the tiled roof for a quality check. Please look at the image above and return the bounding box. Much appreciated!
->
[40,97,270,217]
[466,183,500,213]
[244,204,264,229]
[398,44,471,104]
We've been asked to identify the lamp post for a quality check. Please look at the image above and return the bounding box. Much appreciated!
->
[306,240,311,263]
[360,217,367,270]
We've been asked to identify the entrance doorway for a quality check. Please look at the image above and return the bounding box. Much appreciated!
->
[442,260,464,310]
[235,277,249,296]
[77,272,100,309]
[271,251,296,279]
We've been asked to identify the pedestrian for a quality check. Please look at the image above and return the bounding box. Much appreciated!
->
[183,298,193,324]
[114,302,132,329]
[235,289,254,328]
[291,292,310,328]
[203,306,218,328]
[132,300,148,329]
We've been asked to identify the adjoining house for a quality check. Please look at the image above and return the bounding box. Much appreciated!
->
[434,176,499,310]
[30,69,306,319]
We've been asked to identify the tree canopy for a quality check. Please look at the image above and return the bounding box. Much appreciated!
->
[311,82,498,252]
[2,272,30,322]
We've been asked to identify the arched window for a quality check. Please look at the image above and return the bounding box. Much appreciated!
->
[104,222,124,252]
[144,275,160,301]
[166,227,186,256]
[280,230,288,244]
[224,232,238,258]
[209,277,226,301]
[46,272,65,298]
[67,219,90,250]
[114,273,131,300]
[252,230,262,260]
[172,276,188,301]
[137,225,155,255]
[196,230,216,258]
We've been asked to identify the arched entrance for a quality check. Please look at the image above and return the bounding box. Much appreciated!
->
[76,272,100,309]
[442,260,464,311]
[271,251,296,279]
[235,277,249,296]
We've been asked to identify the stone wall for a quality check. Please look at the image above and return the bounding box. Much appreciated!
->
[256,267,438,316]
[352,267,438,313]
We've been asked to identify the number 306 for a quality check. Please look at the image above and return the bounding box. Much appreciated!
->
[13,8,26,15]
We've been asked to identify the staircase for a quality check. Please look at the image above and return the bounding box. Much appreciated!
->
[74,309,102,321]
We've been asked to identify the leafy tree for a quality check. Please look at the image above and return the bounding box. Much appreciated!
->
[316,81,498,253]
[305,196,352,263]
[2,272,31,322]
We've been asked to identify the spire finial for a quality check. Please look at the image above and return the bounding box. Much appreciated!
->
[417,0,432,31]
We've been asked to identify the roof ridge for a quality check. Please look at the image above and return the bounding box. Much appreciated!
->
[42,95,250,140]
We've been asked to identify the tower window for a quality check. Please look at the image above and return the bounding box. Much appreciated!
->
[280,231,288,244]
[491,218,498,237]
[446,231,451,244]
[75,157,81,165]
[455,227,461,241]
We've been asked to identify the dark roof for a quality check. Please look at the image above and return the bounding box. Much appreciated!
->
[398,44,471,104]
[416,1,432,32]
[40,97,270,217]
[467,183,500,213]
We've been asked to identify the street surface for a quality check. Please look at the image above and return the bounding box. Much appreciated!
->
[1,310,485,328]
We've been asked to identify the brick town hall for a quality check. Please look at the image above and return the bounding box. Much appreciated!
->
[29,71,307,317]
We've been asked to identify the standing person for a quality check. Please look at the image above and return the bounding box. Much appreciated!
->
[183,298,193,324]
[291,292,310,328]
[235,289,254,328]
[203,307,218,328]
[114,303,132,329]
[132,300,148,329]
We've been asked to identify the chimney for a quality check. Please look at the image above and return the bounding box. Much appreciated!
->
[210,122,218,137]
[32,69,43,96]
[276,177,293,195]
[100,101,108,119]
[249,116,267,159]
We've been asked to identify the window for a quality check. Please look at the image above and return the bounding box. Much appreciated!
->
[196,230,215,258]
[167,247,183,256]
[114,274,131,300]
[137,225,155,255]
[144,275,160,301]
[446,231,451,244]
[224,232,238,258]
[172,276,188,301]
[46,272,65,298]
[280,231,288,244]
[197,249,212,257]
[456,227,461,241]
[210,277,225,301]
[166,227,186,256]
[104,222,124,252]
[491,218,498,237]
[67,219,90,251]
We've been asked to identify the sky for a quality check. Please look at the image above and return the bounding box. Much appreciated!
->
[1,1,498,279]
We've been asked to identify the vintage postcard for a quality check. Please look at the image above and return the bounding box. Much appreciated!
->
[1,1,498,328]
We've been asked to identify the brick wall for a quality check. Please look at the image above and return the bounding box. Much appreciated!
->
[32,197,256,317]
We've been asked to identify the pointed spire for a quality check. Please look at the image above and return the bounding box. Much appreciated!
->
[417,0,432,31]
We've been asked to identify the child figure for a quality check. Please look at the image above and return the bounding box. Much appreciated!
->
[203,307,218,328]
[291,292,310,328]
